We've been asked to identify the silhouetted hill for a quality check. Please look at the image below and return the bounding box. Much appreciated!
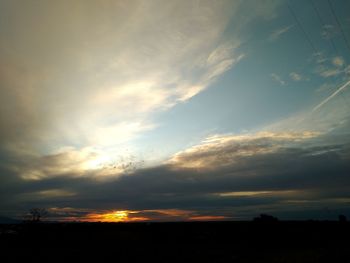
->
[1,221,350,262]
[0,216,20,224]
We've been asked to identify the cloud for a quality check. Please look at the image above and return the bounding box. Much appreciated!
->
[47,207,229,222]
[318,68,343,78]
[9,145,147,181]
[17,189,76,204]
[2,82,349,220]
[321,24,337,40]
[268,24,294,41]
[1,123,350,220]
[264,79,350,135]
[0,0,244,159]
[189,215,228,221]
[216,190,301,197]
[289,72,303,81]
[4,130,349,220]
[346,65,350,75]
[0,0,285,184]
[315,56,347,78]
[333,56,345,67]
[270,73,286,85]
[168,131,319,169]
[2,0,350,221]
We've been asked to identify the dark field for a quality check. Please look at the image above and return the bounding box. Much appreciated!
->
[1,221,350,262]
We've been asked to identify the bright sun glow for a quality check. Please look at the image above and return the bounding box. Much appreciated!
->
[85,154,111,170]
[113,210,128,221]
[86,210,130,222]
[83,210,149,222]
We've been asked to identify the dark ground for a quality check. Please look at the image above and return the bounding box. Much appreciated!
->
[1,221,350,262]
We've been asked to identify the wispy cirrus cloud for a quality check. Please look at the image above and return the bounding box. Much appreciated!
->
[271,73,286,85]
[315,56,348,78]
[0,0,286,181]
[289,72,307,81]
[318,67,343,78]
[332,56,345,67]
[268,24,294,41]
[0,0,247,178]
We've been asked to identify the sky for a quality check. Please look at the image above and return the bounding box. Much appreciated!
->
[1,0,350,222]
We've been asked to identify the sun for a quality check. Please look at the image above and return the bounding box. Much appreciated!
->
[99,210,129,222]
[83,210,150,222]
[113,210,128,221]
[85,153,111,170]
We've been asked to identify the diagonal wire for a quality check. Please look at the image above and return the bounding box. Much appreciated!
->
[310,0,339,56]
[287,1,318,55]
[327,0,350,53]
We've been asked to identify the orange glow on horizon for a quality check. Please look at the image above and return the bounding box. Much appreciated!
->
[83,210,149,222]
[49,207,230,222]
[189,215,228,221]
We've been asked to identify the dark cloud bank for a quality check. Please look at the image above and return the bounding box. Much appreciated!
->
[1,132,350,221]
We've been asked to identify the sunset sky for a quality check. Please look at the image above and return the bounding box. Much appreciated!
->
[1,0,350,222]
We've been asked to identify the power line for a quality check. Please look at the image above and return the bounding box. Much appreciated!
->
[309,0,339,56]
[287,1,318,55]
[325,0,350,111]
[327,0,350,53]
[304,0,350,115]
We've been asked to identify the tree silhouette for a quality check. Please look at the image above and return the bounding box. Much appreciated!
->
[339,214,347,222]
[28,208,48,223]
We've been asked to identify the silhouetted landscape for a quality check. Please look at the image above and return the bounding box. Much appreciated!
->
[1,219,350,262]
